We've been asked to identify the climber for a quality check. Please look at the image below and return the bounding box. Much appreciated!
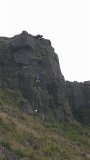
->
[34,74,40,83]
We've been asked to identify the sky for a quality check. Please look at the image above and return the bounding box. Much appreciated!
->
[0,0,90,82]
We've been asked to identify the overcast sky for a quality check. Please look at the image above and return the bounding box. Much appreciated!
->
[0,0,90,82]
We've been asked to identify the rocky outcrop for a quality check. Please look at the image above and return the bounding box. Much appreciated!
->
[66,81,90,124]
[0,31,72,121]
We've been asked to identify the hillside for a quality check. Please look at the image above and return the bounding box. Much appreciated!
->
[0,88,90,160]
[0,31,90,160]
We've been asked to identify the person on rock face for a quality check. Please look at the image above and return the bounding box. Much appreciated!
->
[34,74,40,83]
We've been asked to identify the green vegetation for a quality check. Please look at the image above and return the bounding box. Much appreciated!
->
[0,88,90,160]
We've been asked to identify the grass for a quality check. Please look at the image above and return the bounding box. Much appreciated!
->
[0,88,90,160]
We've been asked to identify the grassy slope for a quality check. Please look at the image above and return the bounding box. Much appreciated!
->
[0,88,90,160]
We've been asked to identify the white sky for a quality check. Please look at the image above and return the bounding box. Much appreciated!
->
[0,0,90,82]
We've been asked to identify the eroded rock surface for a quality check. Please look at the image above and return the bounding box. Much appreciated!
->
[0,31,72,121]
[66,81,90,124]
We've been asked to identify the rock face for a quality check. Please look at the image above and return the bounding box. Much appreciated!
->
[0,31,72,121]
[66,81,90,124]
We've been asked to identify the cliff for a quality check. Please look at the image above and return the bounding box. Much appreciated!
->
[0,32,90,160]
[0,31,72,122]
[66,81,90,124]
[0,31,90,125]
